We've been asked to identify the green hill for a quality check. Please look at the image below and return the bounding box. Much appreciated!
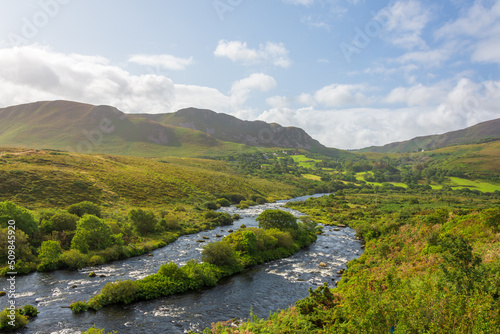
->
[0,101,349,158]
[132,107,348,157]
[0,147,298,210]
[359,118,500,153]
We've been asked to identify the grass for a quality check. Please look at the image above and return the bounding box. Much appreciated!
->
[354,172,408,189]
[302,174,322,181]
[0,148,299,210]
[448,177,500,192]
[290,155,322,168]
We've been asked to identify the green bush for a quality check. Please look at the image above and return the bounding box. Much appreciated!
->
[37,241,63,271]
[88,255,106,266]
[19,305,39,318]
[0,201,38,236]
[49,212,79,232]
[216,198,231,207]
[0,307,28,331]
[202,241,239,267]
[71,215,112,253]
[82,326,117,334]
[70,301,89,313]
[60,249,89,269]
[256,209,299,231]
[128,208,157,235]
[158,262,187,281]
[67,201,101,218]
[100,280,139,305]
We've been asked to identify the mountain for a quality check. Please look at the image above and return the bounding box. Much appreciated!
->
[0,101,345,157]
[359,118,500,153]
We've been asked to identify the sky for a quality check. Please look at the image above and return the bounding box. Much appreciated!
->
[0,0,499,149]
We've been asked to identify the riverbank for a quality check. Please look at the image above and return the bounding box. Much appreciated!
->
[72,210,319,312]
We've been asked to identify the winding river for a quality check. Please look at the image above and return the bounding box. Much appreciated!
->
[1,194,363,333]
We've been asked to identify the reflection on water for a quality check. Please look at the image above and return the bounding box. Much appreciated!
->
[0,193,362,333]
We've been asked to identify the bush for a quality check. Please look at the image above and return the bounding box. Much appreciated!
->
[128,209,157,235]
[183,260,219,287]
[82,326,117,334]
[60,249,89,269]
[19,305,39,318]
[224,230,257,255]
[50,212,79,232]
[216,198,231,207]
[158,262,187,281]
[88,255,106,266]
[70,301,89,313]
[0,307,28,331]
[100,280,139,305]
[203,201,218,210]
[202,241,239,267]
[67,201,101,218]
[256,209,299,231]
[204,211,233,226]
[37,241,62,271]
[71,215,112,253]
[0,201,38,236]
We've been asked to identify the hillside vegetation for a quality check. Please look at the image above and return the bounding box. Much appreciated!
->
[359,118,500,153]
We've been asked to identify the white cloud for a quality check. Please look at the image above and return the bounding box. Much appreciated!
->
[214,40,291,68]
[314,84,367,107]
[230,73,277,106]
[282,0,314,5]
[0,45,262,115]
[128,54,194,71]
[435,1,500,65]
[376,0,432,50]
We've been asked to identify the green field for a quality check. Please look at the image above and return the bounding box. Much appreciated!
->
[290,155,322,168]
[448,176,500,192]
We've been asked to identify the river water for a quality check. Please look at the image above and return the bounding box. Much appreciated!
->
[1,194,363,333]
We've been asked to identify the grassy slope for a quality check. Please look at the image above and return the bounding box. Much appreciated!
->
[210,191,500,333]
[0,148,298,211]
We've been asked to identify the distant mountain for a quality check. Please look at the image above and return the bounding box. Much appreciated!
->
[0,101,345,157]
[132,107,341,156]
[359,118,500,153]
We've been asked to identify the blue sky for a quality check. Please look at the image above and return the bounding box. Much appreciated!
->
[0,0,499,149]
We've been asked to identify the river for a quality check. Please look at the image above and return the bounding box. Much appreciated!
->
[0,194,363,333]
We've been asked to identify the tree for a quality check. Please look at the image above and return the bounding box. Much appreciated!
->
[128,208,157,235]
[0,201,38,236]
[71,215,112,253]
[50,212,79,232]
[256,209,298,231]
[37,240,62,271]
[67,201,101,218]
[202,241,239,267]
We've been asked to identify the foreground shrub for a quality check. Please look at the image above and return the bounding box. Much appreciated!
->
[19,305,39,318]
[70,301,89,313]
[0,307,28,331]
[100,280,139,305]
[201,241,239,267]
[67,201,101,218]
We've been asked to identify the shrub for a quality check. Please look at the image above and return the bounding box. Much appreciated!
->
[0,307,28,331]
[70,301,89,313]
[50,212,79,231]
[61,249,89,269]
[37,240,62,271]
[216,198,231,207]
[67,201,101,218]
[203,201,218,210]
[88,255,106,266]
[82,326,117,334]
[183,260,218,287]
[71,215,112,253]
[265,229,293,248]
[224,230,257,255]
[158,262,187,281]
[128,209,157,235]
[202,241,239,267]
[100,280,139,305]
[19,305,39,318]
[0,201,38,236]
[256,209,299,231]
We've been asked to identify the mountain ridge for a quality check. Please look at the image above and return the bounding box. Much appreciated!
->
[0,100,344,157]
[359,118,500,153]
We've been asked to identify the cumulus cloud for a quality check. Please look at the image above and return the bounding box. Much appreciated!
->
[314,84,367,107]
[435,1,500,65]
[128,54,194,70]
[230,73,277,107]
[214,40,291,68]
[0,45,264,115]
[257,77,500,149]
[376,0,432,50]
